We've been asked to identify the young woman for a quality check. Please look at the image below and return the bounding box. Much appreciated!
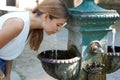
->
[0,0,69,80]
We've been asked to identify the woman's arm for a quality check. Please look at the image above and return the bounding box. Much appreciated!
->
[3,60,13,80]
[0,69,5,78]
[0,17,24,48]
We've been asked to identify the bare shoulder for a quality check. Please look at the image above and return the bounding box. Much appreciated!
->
[0,17,24,48]
[4,17,24,30]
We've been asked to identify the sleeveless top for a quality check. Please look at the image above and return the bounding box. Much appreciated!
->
[0,11,30,60]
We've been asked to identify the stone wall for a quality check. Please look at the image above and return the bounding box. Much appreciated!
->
[98,0,120,14]
[65,0,120,14]
[2,0,120,14]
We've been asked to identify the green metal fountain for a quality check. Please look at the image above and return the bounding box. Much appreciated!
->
[66,0,120,80]
[38,0,120,80]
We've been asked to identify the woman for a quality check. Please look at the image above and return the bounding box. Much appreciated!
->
[0,0,69,80]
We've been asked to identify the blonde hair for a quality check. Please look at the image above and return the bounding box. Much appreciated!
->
[29,0,69,51]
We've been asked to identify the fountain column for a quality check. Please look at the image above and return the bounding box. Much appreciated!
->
[65,0,119,80]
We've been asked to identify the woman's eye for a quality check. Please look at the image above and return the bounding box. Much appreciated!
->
[57,24,61,27]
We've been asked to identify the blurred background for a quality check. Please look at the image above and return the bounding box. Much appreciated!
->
[0,0,120,14]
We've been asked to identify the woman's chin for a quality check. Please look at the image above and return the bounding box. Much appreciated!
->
[46,32,53,35]
[45,31,56,35]
[48,32,56,35]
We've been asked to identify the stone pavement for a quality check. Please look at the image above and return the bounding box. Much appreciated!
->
[10,71,21,80]
[11,28,120,80]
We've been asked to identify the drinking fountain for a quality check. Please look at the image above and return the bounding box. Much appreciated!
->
[38,48,81,80]
[37,0,120,80]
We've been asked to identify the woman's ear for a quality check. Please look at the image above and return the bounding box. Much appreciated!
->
[42,13,49,21]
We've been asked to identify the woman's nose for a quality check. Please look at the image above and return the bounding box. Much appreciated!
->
[57,27,61,32]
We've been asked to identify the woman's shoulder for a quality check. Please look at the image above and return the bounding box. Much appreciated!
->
[0,11,30,27]
[0,17,24,48]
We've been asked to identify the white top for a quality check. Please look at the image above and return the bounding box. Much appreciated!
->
[0,11,30,60]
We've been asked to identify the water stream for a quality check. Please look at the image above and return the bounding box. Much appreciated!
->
[43,34,58,59]
[52,34,58,59]
[112,28,116,55]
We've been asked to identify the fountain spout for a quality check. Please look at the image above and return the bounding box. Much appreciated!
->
[89,40,104,54]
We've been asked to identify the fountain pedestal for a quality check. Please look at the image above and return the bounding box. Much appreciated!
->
[65,0,120,80]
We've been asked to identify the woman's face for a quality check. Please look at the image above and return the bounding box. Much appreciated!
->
[42,14,67,35]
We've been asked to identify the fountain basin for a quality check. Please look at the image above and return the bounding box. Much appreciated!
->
[37,49,81,80]
[107,46,120,56]
[108,46,120,53]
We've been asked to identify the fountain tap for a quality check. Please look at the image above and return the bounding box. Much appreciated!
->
[89,40,104,54]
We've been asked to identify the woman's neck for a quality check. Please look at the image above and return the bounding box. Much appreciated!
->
[29,12,43,30]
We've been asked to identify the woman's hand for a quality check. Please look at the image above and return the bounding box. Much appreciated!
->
[2,76,10,80]
[0,70,4,77]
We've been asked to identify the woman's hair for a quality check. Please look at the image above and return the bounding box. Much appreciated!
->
[29,0,69,51]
